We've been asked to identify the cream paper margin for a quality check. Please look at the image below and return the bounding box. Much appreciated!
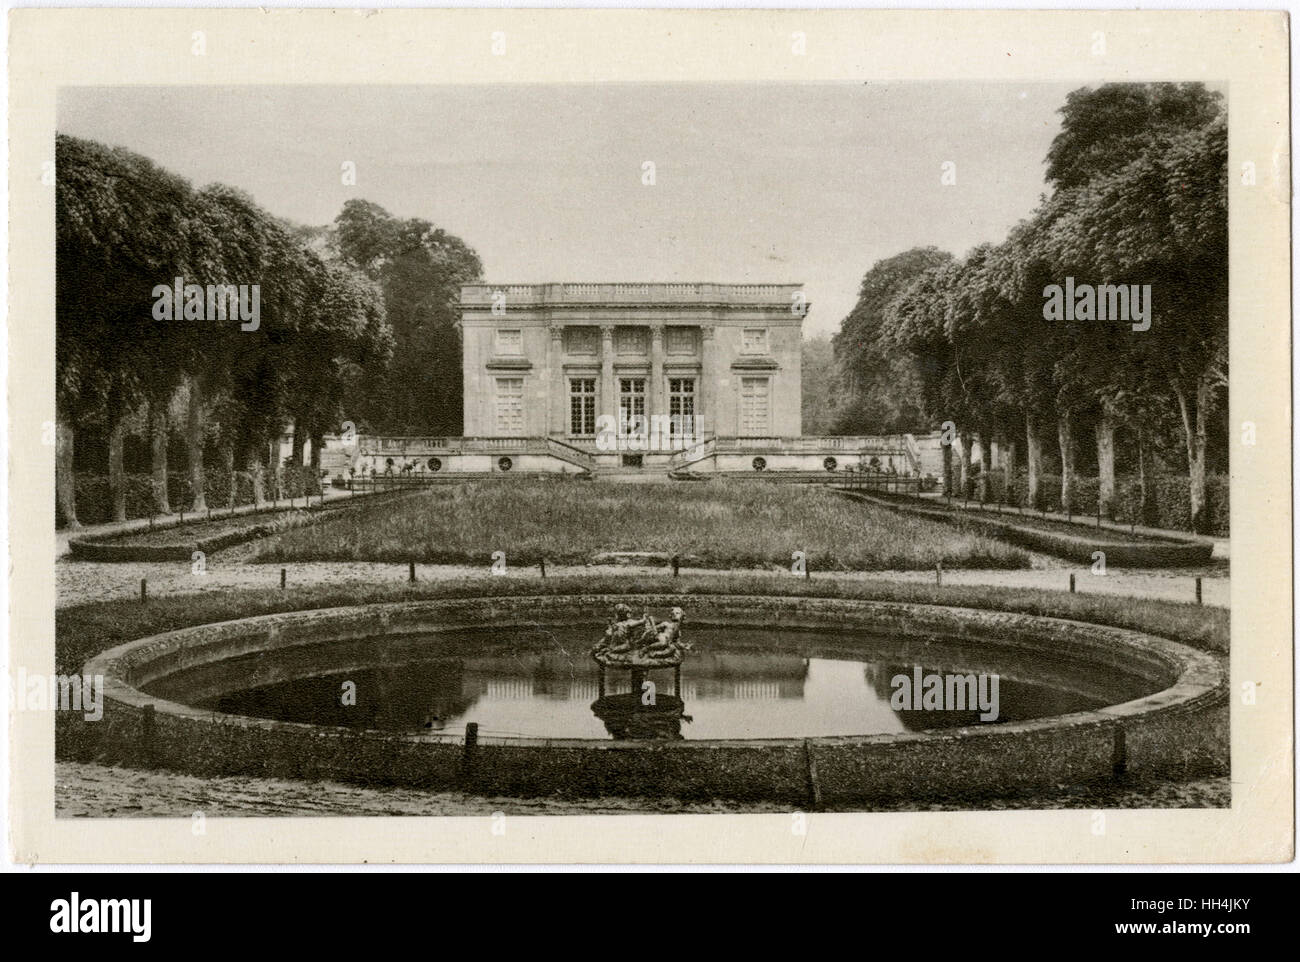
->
[7,8,1291,865]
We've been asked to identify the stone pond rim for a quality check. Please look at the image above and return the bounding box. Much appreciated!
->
[80,594,1227,805]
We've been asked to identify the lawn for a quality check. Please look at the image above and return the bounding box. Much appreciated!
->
[252,481,1030,571]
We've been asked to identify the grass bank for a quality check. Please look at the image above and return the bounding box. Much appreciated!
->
[56,571,1228,678]
[253,482,1030,571]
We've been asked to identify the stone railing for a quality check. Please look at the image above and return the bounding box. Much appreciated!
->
[667,436,920,470]
[667,437,716,468]
[357,436,595,471]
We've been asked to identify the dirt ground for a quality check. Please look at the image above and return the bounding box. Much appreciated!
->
[55,762,1229,818]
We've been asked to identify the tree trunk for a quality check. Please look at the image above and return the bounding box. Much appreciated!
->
[149,397,171,515]
[978,432,992,502]
[107,416,128,522]
[245,446,266,507]
[941,439,954,496]
[186,375,207,513]
[220,444,236,509]
[1002,438,1018,504]
[310,430,323,471]
[1095,408,1116,519]
[1057,411,1076,514]
[1136,427,1152,526]
[1175,377,1211,534]
[958,431,973,499]
[291,421,306,467]
[55,415,79,528]
[1026,414,1044,509]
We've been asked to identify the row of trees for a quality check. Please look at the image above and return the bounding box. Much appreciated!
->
[830,84,1228,531]
[56,135,480,527]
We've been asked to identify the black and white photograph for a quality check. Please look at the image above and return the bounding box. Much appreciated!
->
[6,8,1291,869]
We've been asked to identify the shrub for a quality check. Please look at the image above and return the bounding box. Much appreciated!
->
[61,466,323,527]
[994,471,1228,535]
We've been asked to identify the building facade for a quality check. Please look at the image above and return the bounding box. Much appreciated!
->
[460,282,806,466]
[349,282,922,481]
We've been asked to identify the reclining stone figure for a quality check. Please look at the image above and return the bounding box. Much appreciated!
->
[593,605,688,667]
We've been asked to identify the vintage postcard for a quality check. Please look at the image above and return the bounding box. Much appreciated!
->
[7,8,1292,865]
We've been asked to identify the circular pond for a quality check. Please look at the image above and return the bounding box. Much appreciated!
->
[144,625,1155,741]
[83,595,1227,803]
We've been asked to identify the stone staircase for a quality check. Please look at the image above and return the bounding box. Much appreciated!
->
[595,466,674,482]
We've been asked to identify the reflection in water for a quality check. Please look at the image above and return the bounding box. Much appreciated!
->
[591,693,690,740]
[188,626,1125,741]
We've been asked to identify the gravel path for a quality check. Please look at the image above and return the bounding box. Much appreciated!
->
[57,555,1229,609]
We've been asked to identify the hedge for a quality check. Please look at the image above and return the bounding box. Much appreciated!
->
[60,466,323,528]
[955,469,1228,536]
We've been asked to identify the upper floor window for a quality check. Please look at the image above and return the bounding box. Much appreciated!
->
[495,329,523,355]
[666,327,696,355]
[741,328,769,354]
[616,327,648,355]
[566,327,598,355]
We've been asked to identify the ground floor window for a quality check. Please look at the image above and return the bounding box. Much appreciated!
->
[668,377,696,435]
[569,377,597,436]
[619,377,646,433]
[495,377,524,434]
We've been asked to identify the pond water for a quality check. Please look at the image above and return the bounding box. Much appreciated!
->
[148,625,1154,741]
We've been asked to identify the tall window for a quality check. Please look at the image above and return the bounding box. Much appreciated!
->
[740,376,770,435]
[495,377,524,433]
[619,377,646,433]
[495,329,523,355]
[668,377,696,437]
[569,378,597,436]
[741,328,768,354]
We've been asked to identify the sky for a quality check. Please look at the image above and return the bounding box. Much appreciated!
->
[59,82,1079,338]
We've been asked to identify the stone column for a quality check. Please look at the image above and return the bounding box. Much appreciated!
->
[600,325,617,431]
[649,324,665,426]
[699,325,714,440]
[549,325,565,436]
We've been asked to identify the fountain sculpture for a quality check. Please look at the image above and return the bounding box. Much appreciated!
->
[590,604,693,740]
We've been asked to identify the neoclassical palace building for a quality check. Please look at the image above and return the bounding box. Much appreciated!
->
[459,282,805,467]
[353,282,924,479]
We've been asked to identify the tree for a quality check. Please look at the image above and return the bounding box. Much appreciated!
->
[831,247,949,435]
[333,200,482,436]
[879,258,965,491]
[1044,85,1227,529]
[853,83,1228,528]
[56,136,391,522]
[56,134,199,523]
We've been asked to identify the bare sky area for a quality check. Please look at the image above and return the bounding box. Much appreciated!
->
[59,82,1079,338]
